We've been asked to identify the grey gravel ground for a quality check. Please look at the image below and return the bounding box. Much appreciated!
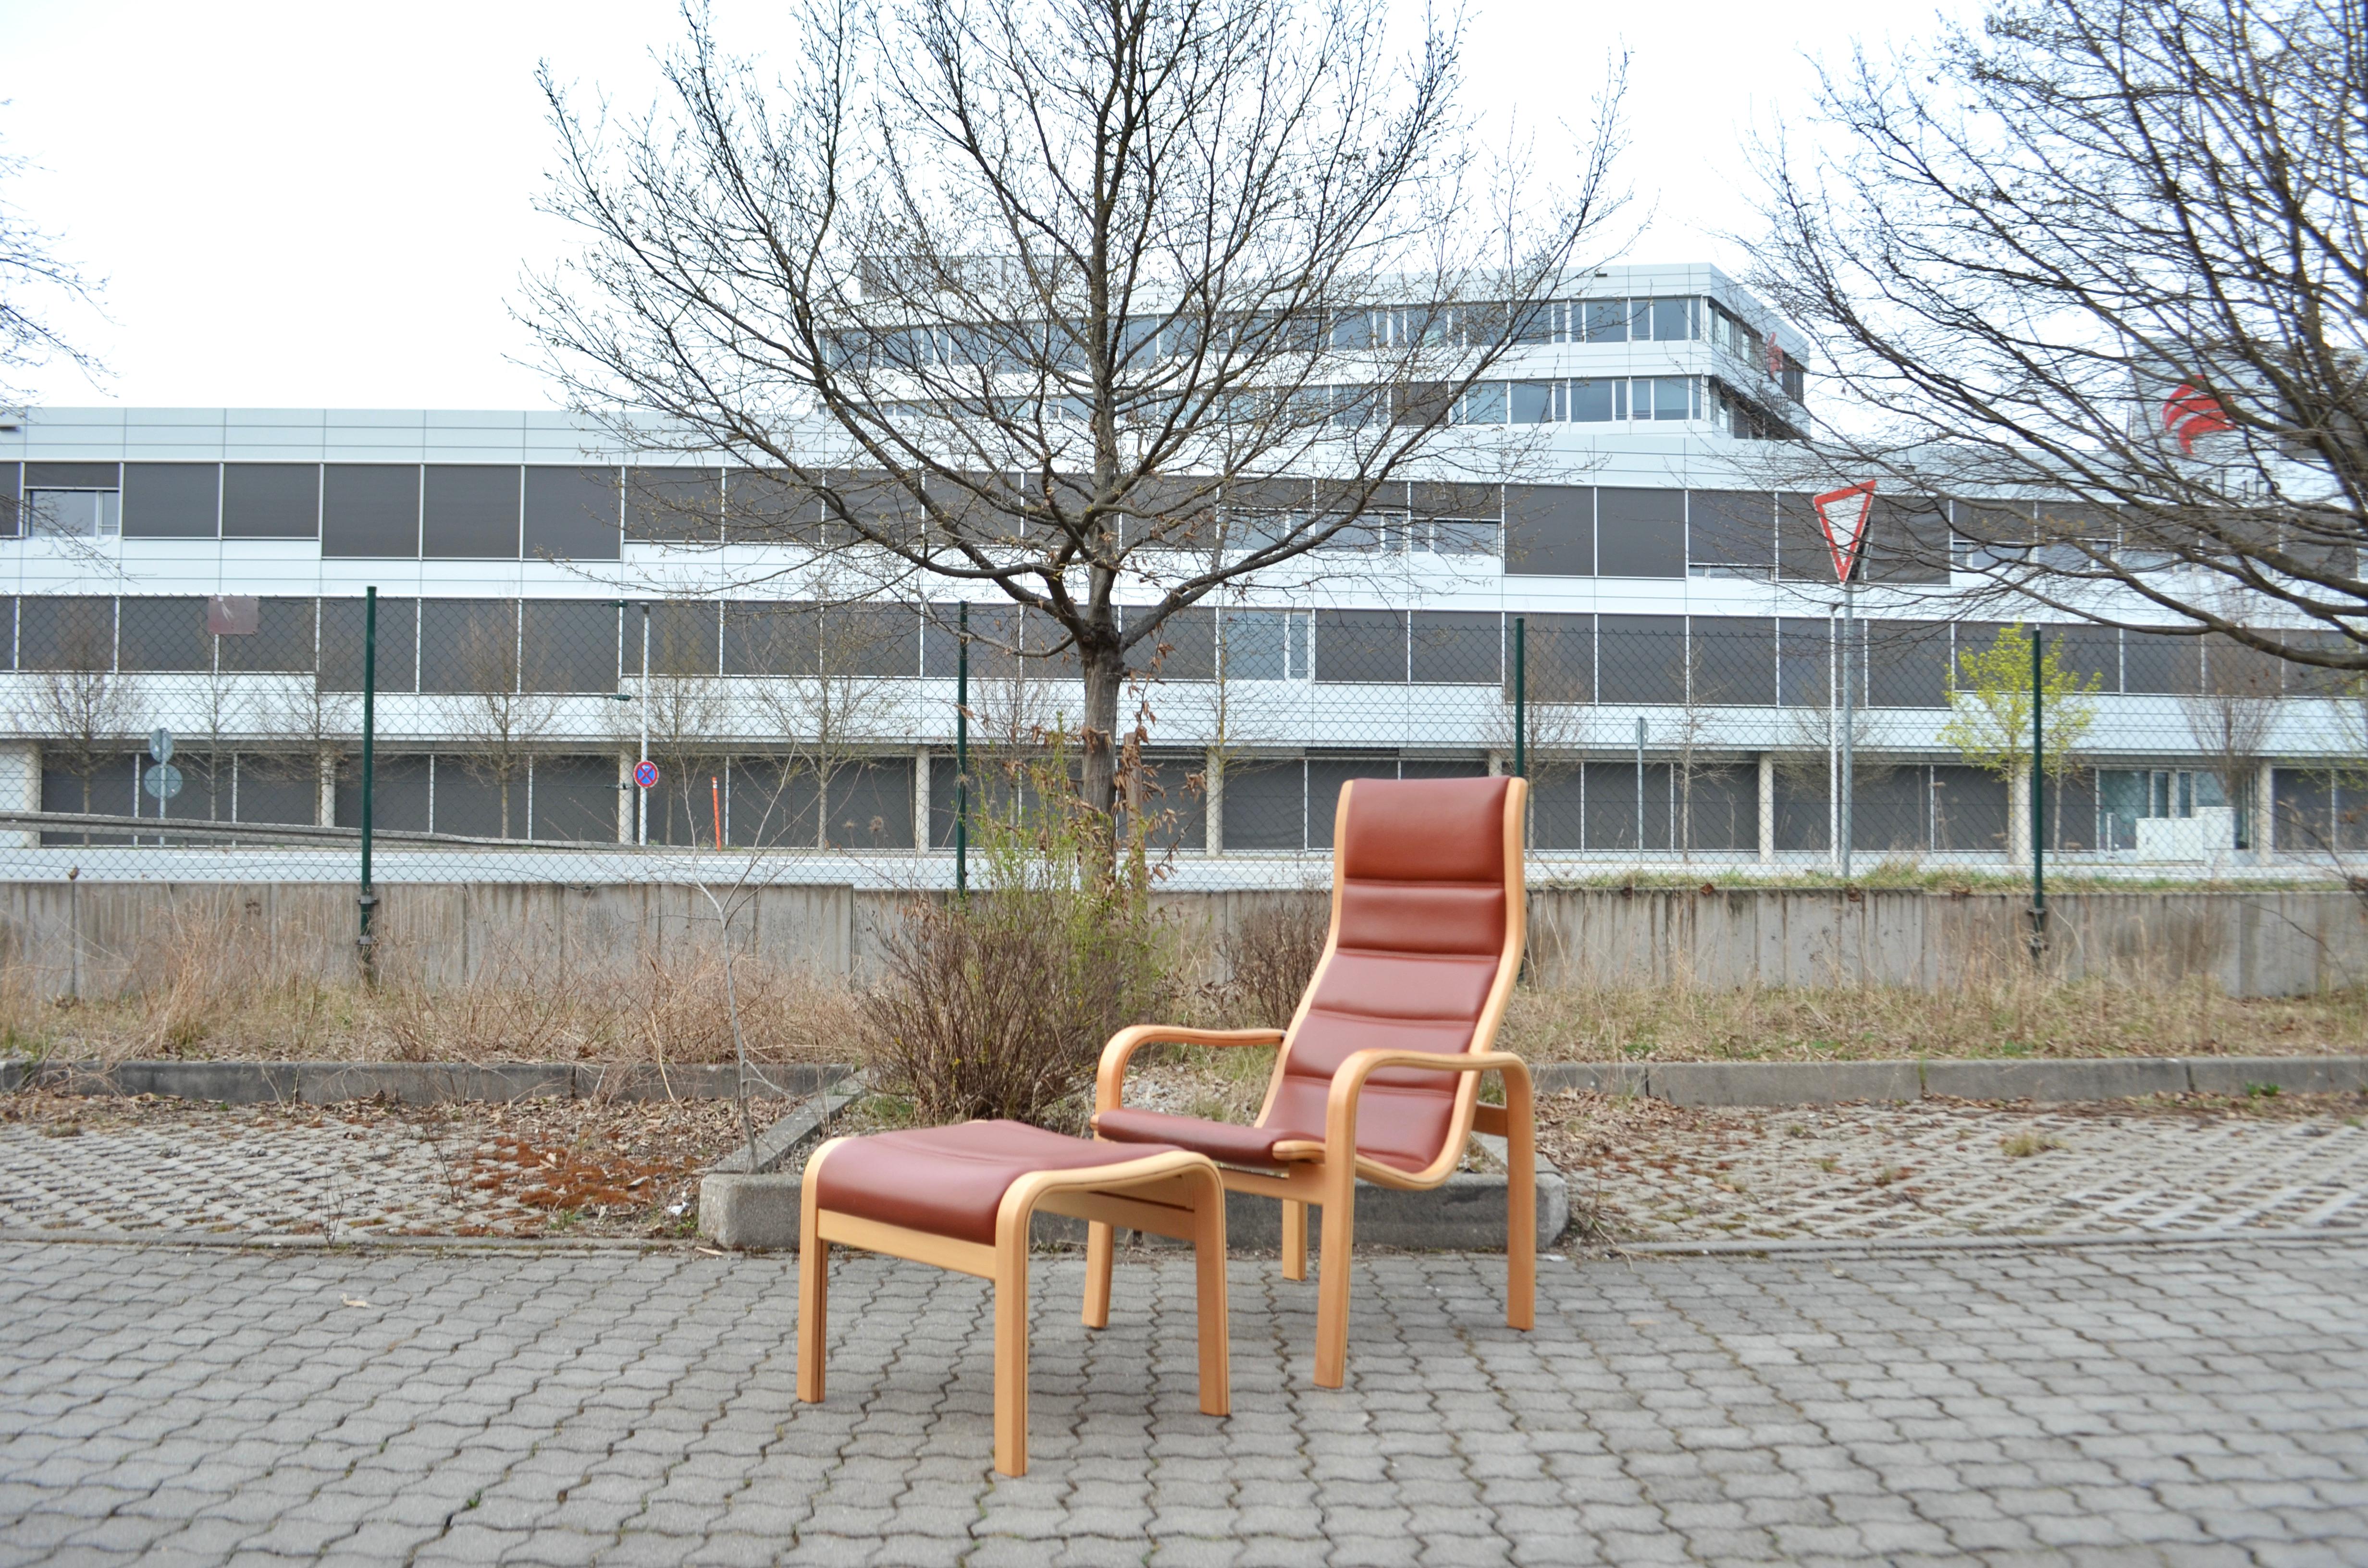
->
[2,1236,2365,1566]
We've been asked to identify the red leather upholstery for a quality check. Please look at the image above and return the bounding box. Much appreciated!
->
[1091,1106,1322,1169]
[1100,776,1514,1175]
[815,1120,1184,1246]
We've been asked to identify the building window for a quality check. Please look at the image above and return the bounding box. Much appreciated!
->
[1454,382,1507,425]
[1222,609,1307,680]
[1510,381,1555,424]
[1581,299,1632,343]
[26,489,120,539]
[1570,378,1622,422]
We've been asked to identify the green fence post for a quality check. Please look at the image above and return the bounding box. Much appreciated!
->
[358,585,378,983]
[2031,625,2047,963]
[955,601,969,898]
[1512,616,1527,779]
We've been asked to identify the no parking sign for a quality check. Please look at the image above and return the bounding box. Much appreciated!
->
[634,760,660,790]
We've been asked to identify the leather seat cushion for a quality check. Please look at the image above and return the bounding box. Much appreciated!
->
[814,1119,1184,1246]
[1093,1107,1323,1170]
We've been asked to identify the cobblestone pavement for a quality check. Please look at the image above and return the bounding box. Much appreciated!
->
[8,1094,2367,1248]
[1549,1095,2368,1244]
[2,1236,2365,1566]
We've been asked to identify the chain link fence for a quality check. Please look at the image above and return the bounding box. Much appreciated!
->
[0,591,2361,896]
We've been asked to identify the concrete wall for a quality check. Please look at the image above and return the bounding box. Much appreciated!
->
[2,879,2364,998]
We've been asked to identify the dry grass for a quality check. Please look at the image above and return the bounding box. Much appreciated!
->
[0,914,863,1067]
[1498,973,2368,1062]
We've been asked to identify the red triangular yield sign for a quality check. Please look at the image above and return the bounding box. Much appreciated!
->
[1813,481,1877,584]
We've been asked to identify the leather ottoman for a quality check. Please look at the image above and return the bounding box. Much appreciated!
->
[797,1119,1230,1475]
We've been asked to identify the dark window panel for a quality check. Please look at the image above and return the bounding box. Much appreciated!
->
[2280,629,2355,695]
[1596,614,1685,704]
[1117,477,1220,551]
[928,753,1029,848]
[319,597,417,693]
[1861,495,1951,583]
[1865,621,1949,708]
[1530,770,1582,849]
[830,604,920,678]
[19,597,115,672]
[1595,488,1685,578]
[335,754,430,831]
[1581,761,1672,849]
[723,601,818,676]
[1222,760,1307,849]
[620,600,721,678]
[1221,609,1305,681]
[1224,478,1313,551]
[1505,485,1592,576]
[422,465,521,558]
[1674,765,1754,851]
[1407,481,1500,554]
[2203,633,2282,698]
[523,466,620,561]
[1778,618,1830,708]
[2043,767,2101,854]
[1307,757,1406,846]
[521,600,620,693]
[1124,606,1216,680]
[1776,492,1829,582]
[725,468,821,546]
[1690,618,1776,706]
[234,759,317,826]
[1,462,19,538]
[117,597,210,673]
[1852,764,1931,853]
[418,600,520,695]
[625,467,722,543]
[157,751,234,827]
[1313,609,1406,683]
[531,756,618,843]
[24,462,118,488]
[2274,768,2333,855]
[822,469,925,548]
[824,758,916,848]
[1688,490,1774,575]
[1023,606,1079,677]
[733,759,824,848]
[0,597,13,670]
[2125,629,2202,694]
[219,597,316,674]
[222,464,320,539]
[1773,760,1829,851]
[122,463,219,539]
[2049,624,2121,694]
[1120,752,1208,851]
[1411,611,1500,685]
[41,754,136,842]
[321,464,419,557]
[1515,613,1592,704]
[432,759,526,839]
[923,603,1020,678]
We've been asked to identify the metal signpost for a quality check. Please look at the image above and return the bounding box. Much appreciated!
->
[1511,616,1526,779]
[1813,482,1877,881]
[955,602,970,896]
[638,603,653,846]
[358,587,378,979]
[2032,627,2047,962]
[141,730,181,824]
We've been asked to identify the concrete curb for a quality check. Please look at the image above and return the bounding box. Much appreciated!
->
[1533,1054,2368,1105]
[700,1157,1571,1254]
[0,1058,846,1105]
[707,1074,869,1174]
[1603,1225,2368,1258]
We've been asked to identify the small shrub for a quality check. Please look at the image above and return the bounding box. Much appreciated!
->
[1216,897,1327,1029]
[1998,1130,2064,1157]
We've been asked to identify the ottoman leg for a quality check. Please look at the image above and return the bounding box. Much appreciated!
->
[1083,1220,1114,1329]
[797,1237,828,1404]
[993,1225,1032,1476]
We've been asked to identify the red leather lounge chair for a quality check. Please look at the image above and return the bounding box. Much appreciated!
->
[1090,774,1535,1387]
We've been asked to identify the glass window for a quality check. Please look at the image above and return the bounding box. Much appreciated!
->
[1595,488,1685,577]
[1582,299,1629,343]
[1509,300,1555,344]
[422,466,521,559]
[1569,379,1617,422]
[1652,376,1693,420]
[1651,298,1694,342]
[222,465,320,539]
[1509,381,1554,424]
[321,465,420,558]
[1456,383,1506,425]
[1223,610,1306,680]
[122,464,219,539]
[1689,490,1775,577]
[26,490,120,539]
[1505,486,1593,576]
[1411,612,1500,685]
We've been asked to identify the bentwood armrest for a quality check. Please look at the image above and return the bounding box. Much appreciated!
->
[1096,1025,1288,1113]
[1320,1049,1534,1161]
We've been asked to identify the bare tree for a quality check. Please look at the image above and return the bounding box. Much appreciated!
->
[737,590,908,849]
[1747,0,2368,675]
[437,613,560,839]
[14,614,129,842]
[2181,634,2282,849]
[525,0,1625,827]
[0,129,106,402]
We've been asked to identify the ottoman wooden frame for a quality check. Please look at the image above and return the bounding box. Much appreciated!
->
[796,1130,1232,1476]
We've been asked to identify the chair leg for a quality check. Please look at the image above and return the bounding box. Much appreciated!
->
[1083,1220,1114,1329]
[993,1227,1032,1476]
[1505,1116,1536,1335]
[1313,1165,1357,1388]
[796,1236,829,1404]
[1190,1168,1231,1418]
[1280,1200,1307,1282]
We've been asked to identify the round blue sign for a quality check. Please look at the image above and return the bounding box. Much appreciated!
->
[634,760,660,790]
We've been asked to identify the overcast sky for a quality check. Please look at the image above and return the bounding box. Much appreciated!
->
[0,0,1960,412]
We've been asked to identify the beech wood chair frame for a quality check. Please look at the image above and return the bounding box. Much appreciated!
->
[1090,778,1535,1389]
[797,1138,1231,1476]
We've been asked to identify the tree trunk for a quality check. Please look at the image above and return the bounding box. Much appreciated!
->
[1078,636,1125,830]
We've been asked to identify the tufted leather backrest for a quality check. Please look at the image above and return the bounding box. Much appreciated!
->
[1258,775,1526,1175]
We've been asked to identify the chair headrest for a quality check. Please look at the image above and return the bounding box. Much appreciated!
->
[1339,776,1513,885]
